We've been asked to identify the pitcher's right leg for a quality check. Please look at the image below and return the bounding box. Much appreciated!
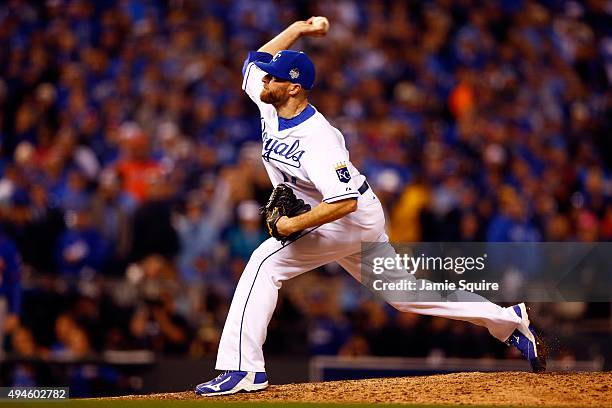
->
[198,229,361,396]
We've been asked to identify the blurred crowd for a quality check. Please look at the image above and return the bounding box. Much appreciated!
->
[0,0,611,391]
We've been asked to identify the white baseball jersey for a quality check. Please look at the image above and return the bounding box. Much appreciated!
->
[242,51,367,210]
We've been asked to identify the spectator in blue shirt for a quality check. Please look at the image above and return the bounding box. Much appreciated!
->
[54,207,110,277]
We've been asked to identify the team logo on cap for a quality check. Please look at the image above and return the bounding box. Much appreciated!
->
[272,52,282,62]
[289,68,300,79]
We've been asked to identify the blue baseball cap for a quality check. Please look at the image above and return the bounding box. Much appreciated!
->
[254,50,315,90]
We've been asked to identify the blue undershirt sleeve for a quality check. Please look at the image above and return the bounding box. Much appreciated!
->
[242,51,273,76]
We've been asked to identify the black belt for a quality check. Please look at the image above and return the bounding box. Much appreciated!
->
[358,180,370,195]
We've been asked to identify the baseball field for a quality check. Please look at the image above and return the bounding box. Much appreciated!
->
[3,372,611,407]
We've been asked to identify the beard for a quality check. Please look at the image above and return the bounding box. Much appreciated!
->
[260,87,287,105]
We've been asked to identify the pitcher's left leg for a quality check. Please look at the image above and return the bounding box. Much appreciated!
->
[337,246,546,372]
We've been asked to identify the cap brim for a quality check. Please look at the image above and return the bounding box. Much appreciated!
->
[253,61,292,82]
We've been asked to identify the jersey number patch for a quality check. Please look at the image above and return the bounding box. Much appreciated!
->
[335,164,351,183]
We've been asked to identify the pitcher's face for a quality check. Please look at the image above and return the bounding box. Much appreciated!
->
[260,74,293,105]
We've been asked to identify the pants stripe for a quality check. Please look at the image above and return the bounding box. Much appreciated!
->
[238,226,320,370]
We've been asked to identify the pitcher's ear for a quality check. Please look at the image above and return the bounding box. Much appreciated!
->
[288,83,302,96]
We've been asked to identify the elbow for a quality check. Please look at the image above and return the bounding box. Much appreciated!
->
[345,198,358,214]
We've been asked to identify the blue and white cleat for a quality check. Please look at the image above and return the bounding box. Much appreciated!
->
[195,371,268,396]
[507,303,547,373]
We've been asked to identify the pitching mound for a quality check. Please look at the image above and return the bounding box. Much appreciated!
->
[114,372,612,406]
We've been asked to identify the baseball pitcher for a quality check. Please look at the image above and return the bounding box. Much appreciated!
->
[195,17,546,396]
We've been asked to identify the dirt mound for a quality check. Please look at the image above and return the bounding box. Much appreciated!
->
[118,372,612,406]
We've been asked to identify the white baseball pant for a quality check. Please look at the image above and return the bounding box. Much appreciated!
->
[215,194,521,372]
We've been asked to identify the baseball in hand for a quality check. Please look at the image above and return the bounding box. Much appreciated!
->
[311,16,329,33]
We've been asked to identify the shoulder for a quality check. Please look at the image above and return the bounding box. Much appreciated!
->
[307,110,345,145]
[296,108,330,132]
[242,51,273,75]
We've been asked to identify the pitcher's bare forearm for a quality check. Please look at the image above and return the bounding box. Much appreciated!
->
[276,199,357,236]
[258,24,302,55]
[258,19,326,56]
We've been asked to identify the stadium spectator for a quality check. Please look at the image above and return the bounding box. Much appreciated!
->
[54,206,110,277]
[0,230,21,357]
[174,191,220,283]
[224,200,268,262]
[90,167,136,273]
